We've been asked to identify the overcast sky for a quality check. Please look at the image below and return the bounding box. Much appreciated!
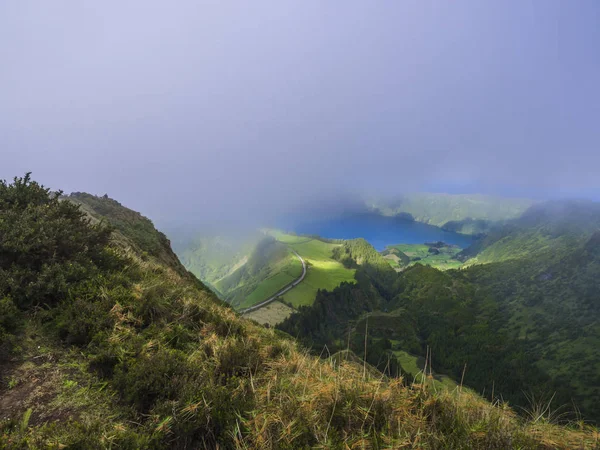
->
[1,1,599,225]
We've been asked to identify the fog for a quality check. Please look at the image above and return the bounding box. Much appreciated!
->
[1,1,599,227]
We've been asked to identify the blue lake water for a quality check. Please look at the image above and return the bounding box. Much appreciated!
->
[284,214,475,251]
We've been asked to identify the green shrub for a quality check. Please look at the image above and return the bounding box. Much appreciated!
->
[53,296,114,346]
[0,174,113,309]
[0,296,21,358]
[113,347,189,412]
[0,296,20,334]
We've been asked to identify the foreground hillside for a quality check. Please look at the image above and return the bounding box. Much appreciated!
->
[1,176,598,449]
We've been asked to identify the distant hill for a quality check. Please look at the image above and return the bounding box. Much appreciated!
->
[169,230,263,290]
[367,193,534,233]
[458,200,600,418]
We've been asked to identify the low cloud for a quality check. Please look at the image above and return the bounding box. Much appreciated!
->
[2,1,599,227]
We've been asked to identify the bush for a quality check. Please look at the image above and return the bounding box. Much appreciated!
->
[53,296,114,346]
[0,296,21,358]
[0,174,113,309]
[0,296,20,334]
[113,347,189,412]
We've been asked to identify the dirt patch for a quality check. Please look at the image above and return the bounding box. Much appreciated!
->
[0,356,77,426]
[244,301,294,326]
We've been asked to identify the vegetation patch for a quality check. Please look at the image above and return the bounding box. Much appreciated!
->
[267,231,356,307]
[384,242,463,270]
[236,248,303,309]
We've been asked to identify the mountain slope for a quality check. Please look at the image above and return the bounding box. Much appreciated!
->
[68,192,189,277]
[174,229,356,315]
[216,235,303,308]
[367,193,533,232]
[169,230,263,290]
[458,200,600,419]
[0,176,596,449]
[280,203,600,424]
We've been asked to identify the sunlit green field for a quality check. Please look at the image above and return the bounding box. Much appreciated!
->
[237,248,303,309]
[265,230,356,307]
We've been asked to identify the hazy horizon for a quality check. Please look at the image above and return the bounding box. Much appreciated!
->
[2,1,599,226]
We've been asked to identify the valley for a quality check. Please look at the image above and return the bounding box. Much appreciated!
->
[173,229,356,324]
[266,231,356,307]
[172,217,475,324]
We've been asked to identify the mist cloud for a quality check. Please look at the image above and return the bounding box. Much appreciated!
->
[1,1,599,226]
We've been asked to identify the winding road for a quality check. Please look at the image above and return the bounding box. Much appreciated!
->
[240,250,306,314]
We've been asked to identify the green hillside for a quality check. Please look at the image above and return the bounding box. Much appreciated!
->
[266,230,356,307]
[174,228,356,314]
[68,192,189,276]
[367,193,533,231]
[5,176,597,448]
[171,231,262,288]
[280,202,600,423]
[212,236,293,306]
[457,200,600,419]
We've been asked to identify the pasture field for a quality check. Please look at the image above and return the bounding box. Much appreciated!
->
[273,232,356,307]
[237,248,303,309]
[231,230,356,310]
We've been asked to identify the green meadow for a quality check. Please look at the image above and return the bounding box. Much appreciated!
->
[237,247,303,309]
[266,230,356,308]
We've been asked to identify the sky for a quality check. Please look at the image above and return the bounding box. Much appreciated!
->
[1,1,599,226]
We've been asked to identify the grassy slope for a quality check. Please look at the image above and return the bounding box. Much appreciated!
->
[236,248,303,309]
[67,192,189,276]
[211,237,297,308]
[173,232,261,286]
[267,231,356,307]
[171,228,355,312]
[243,300,295,326]
[1,183,596,448]
[393,349,459,391]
